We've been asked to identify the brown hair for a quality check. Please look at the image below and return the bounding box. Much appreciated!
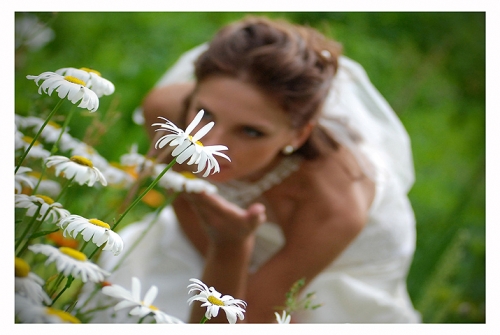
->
[193,16,343,159]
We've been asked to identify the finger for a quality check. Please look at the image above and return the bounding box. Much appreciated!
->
[246,203,267,226]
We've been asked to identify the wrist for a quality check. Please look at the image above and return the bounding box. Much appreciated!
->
[205,237,255,274]
[208,236,255,258]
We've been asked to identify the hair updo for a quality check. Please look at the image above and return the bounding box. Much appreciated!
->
[194,16,343,159]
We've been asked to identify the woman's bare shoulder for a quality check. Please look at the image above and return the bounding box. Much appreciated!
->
[267,146,375,232]
[276,146,372,198]
[257,149,377,286]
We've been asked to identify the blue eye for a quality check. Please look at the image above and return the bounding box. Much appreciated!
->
[200,109,213,121]
[243,127,264,138]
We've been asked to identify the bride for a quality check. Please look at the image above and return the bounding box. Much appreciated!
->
[98,15,420,323]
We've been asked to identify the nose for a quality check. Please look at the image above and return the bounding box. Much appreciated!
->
[201,125,229,147]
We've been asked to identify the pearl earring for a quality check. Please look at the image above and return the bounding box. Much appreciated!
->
[282,145,294,155]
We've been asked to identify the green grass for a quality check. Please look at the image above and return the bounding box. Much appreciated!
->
[15,12,485,323]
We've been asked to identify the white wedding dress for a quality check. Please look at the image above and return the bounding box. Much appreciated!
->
[92,44,421,323]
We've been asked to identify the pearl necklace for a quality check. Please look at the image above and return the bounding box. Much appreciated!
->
[213,155,302,208]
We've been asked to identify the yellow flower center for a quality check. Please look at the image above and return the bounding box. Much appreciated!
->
[59,247,87,261]
[88,218,110,229]
[47,121,61,128]
[22,136,41,146]
[80,67,102,76]
[28,171,41,179]
[141,302,159,311]
[15,257,30,277]
[46,307,81,323]
[180,171,197,179]
[122,165,139,179]
[35,194,54,205]
[84,146,95,154]
[188,136,204,147]
[64,75,86,86]
[208,295,225,306]
[70,155,94,168]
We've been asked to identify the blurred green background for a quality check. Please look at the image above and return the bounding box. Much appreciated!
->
[14,12,485,323]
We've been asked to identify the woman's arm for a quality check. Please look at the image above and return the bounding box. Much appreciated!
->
[181,192,266,323]
[183,160,374,323]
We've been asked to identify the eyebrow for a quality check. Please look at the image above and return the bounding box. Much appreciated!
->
[194,101,277,133]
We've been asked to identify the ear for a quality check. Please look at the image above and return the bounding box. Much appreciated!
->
[290,121,316,149]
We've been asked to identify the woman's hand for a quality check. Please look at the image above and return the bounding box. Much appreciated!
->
[181,192,265,323]
[182,192,267,244]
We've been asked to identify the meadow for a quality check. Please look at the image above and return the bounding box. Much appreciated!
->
[14,12,485,323]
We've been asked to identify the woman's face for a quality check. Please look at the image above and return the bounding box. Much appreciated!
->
[185,76,309,183]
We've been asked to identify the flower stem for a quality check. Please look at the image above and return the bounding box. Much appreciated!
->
[111,158,177,231]
[15,99,64,173]
[50,275,75,306]
[54,176,75,203]
[50,106,75,155]
[32,107,75,194]
[16,209,52,257]
[75,285,100,312]
[31,165,47,195]
[80,240,90,253]
[48,273,66,297]
[200,316,209,324]
[86,159,177,261]
[15,206,42,254]
[87,244,102,261]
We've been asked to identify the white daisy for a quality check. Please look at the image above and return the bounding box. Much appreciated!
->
[37,120,75,147]
[19,169,62,197]
[28,244,110,283]
[155,167,217,194]
[15,166,35,194]
[187,278,247,324]
[153,109,230,177]
[58,215,123,256]
[102,277,184,324]
[16,116,79,153]
[101,163,135,188]
[56,67,115,97]
[275,310,291,324]
[26,71,99,112]
[15,14,55,51]
[15,115,44,130]
[15,194,70,223]
[56,132,82,152]
[36,121,82,153]
[120,143,155,175]
[17,135,51,160]
[15,114,26,128]
[15,294,80,323]
[69,141,109,170]
[15,257,51,305]
[15,129,25,150]
[25,173,62,198]
[45,155,107,187]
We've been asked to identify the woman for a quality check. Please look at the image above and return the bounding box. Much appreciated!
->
[100,16,420,323]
